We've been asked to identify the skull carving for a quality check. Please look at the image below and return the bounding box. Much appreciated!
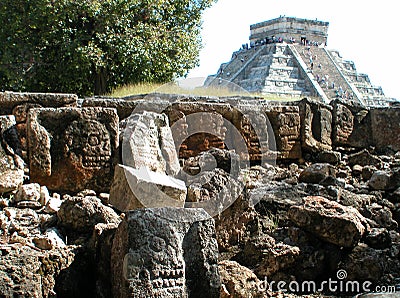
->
[64,119,111,169]
[123,214,186,297]
[334,104,354,144]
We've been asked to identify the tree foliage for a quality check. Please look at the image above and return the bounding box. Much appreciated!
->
[0,0,215,95]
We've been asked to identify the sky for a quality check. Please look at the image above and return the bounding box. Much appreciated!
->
[187,0,400,100]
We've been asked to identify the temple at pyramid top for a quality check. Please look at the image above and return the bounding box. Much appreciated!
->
[249,16,329,46]
[205,16,395,107]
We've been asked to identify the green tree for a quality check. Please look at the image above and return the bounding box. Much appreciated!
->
[0,0,215,96]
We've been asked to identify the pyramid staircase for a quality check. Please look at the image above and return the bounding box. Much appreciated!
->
[205,42,392,106]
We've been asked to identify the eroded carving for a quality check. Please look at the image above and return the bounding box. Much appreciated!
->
[64,119,111,169]
[333,103,354,144]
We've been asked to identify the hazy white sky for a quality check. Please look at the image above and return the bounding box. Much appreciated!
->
[188,0,400,100]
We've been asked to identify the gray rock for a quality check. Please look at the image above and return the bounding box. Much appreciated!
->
[298,163,336,184]
[288,196,367,247]
[57,196,121,233]
[111,208,220,298]
[0,245,76,297]
[0,169,24,193]
[186,168,244,217]
[240,235,300,278]
[364,228,391,249]
[368,170,391,190]
[347,149,382,167]
[316,150,341,164]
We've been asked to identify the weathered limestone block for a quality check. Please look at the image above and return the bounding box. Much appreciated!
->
[82,96,144,120]
[265,105,301,160]
[123,111,180,176]
[27,107,118,192]
[299,99,332,152]
[0,115,24,193]
[109,164,187,212]
[370,106,400,152]
[289,196,368,247]
[331,99,371,148]
[111,208,221,298]
[57,196,121,233]
[0,91,77,115]
[218,260,264,298]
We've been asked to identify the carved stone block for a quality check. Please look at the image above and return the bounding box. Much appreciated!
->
[111,208,221,298]
[299,99,332,152]
[123,111,180,176]
[27,107,118,192]
[331,99,371,148]
[265,106,301,160]
[370,107,400,152]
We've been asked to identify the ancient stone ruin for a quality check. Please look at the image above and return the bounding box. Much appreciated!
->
[1,88,400,297]
[205,16,397,107]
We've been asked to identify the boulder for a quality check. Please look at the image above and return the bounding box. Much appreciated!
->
[57,196,121,233]
[186,168,244,217]
[347,149,382,167]
[0,169,24,194]
[218,260,264,298]
[109,164,187,212]
[288,196,367,247]
[240,235,300,278]
[298,163,336,184]
[0,245,76,297]
[111,208,220,298]
[14,183,41,203]
[368,171,391,190]
[182,148,240,178]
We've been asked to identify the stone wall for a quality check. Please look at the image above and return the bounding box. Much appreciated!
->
[1,91,400,194]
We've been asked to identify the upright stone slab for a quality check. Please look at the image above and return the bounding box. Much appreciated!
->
[111,208,220,298]
[299,98,332,152]
[123,111,180,176]
[265,105,301,160]
[331,99,371,148]
[370,106,400,152]
[27,107,118,192]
